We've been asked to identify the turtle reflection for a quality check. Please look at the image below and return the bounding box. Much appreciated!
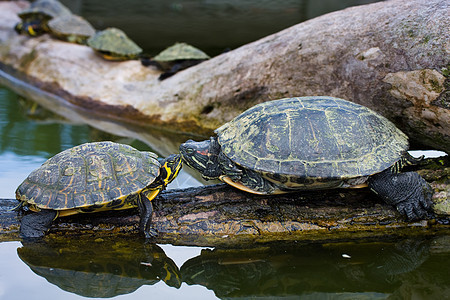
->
[17,96,70,123]
[181,237,449,299]
[17,237,181,298]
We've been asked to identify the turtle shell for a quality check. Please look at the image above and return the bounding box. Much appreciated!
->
[216,96,408,184]
[87,27,142,58]
[17,239,181,297]
[153,42,210,62]
[18,0,71,21]
[16,141,160,211]
[48,14,95,43]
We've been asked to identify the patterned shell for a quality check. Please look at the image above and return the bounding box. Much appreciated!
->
[216,96,409,180]
[18,0,71,20]
[48,14,95,37]
[153,43,210,62]
[87,28,142,55]
[16,142,160,210]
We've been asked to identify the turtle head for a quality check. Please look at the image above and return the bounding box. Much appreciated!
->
[179,137,222,180]
[159,154,183,186]
[21,20,47,36]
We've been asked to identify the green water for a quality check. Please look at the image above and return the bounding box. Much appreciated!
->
[1,234,450,299]
[2,0,449,299]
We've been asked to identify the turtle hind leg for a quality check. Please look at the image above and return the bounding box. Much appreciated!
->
[158,71,175,81]
[137,194,158,239]
[368,170,434,220]
[19,210,57,239]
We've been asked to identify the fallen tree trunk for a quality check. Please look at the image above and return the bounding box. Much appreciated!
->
[1,158,449,246]
[0,0,448,153]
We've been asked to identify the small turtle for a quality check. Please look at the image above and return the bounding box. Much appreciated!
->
[15,19,45,36]
[144,42,210,80]
[17,96,68,123]
[16,141,182,238]
[47,14,96,44]
[179,96,434,221]
[15,0,71,37]
[87,28,143,61]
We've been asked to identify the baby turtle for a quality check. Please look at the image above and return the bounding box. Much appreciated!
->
[87,28,143,61]
[16,141,182,238]
[47,14,95,44]
[180,96,434,221]
[15,0,71,36]
[144,42,210,80]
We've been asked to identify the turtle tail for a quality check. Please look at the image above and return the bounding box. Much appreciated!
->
[390,151,424,173]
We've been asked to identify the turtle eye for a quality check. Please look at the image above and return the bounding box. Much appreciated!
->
[185,148,195,155]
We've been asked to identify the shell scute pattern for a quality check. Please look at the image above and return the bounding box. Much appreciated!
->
[73,193,89,208]
[89,190,110,206]
[27,162,60,186]
[217,97,408,181]
[19,0,71,20]
[154,42,210,62]
[86,154,114,182]
[87,28,142,56]
[58,157,86,193]
[16,142,160,210]
[324,108,370,160]
[48,14,95,37]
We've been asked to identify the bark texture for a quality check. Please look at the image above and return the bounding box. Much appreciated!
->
[0,0,448,152]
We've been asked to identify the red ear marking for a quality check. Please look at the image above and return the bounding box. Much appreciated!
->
[197,150,209,155]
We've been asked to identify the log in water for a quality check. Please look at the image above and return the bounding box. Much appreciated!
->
[1,157,449,246]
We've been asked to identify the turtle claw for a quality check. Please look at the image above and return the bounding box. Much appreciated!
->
[396,201,431,221]
[144,228,159,239]
[369,170,434,221]
[397,173,434,221]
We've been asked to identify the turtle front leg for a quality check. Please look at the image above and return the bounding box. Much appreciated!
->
[137,194,158,238]
[368,170,434,220]
[217,152,277,193]
[217,151,243,181]
[20,209,57,238]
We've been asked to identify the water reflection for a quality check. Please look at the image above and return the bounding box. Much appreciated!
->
[0,87,202,197]
[16,236,450,299]
[0,87,97,157]
[181,237,449,299]
[17,237,182,298]
[17,96,72,124]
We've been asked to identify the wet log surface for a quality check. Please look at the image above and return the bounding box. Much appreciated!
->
[1,157,449,246]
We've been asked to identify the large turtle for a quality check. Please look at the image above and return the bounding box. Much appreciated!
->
[179,96,434,220]
[15,0,71,37]
[143,42,210,80]
[16,141,182,238]
[47,14,96,44]
[87,27,143,61]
